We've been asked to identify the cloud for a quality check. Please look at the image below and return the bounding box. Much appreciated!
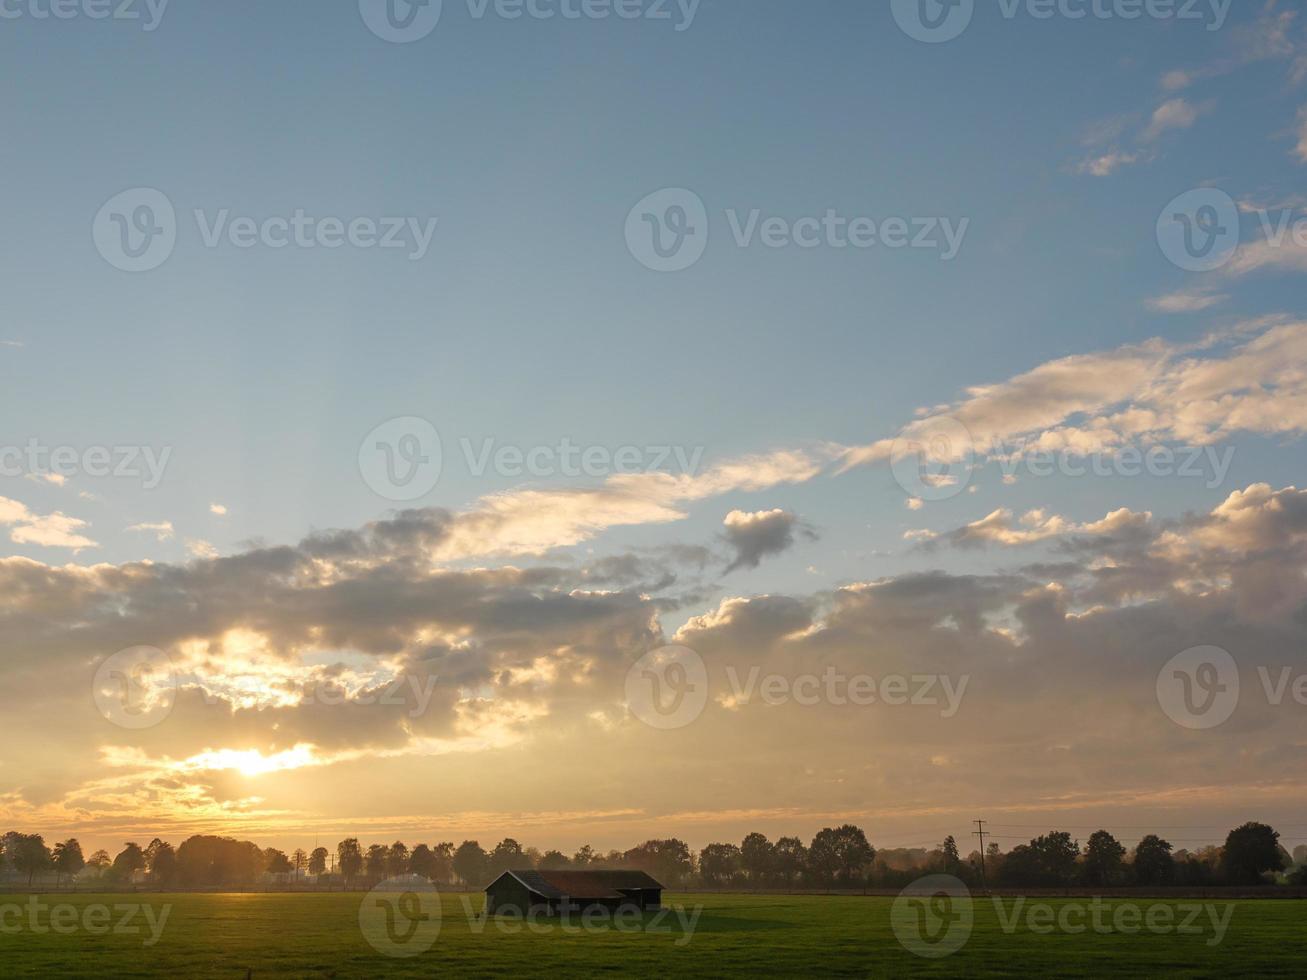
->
[186,538,218,559]
[0,497,96,550]
[1296,105,1307,162]
[1145,287,1230,314]
[127,521,176,542]
[210,503,228,517]
[840,320,1307,474]
[26,472,66,487]
[1075,151,1142,177]
[721,509,813,574]
[1141,98,1204,142]
[433,448,831,562]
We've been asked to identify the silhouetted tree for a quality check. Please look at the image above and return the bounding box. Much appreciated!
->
[52,839,85,886]
[809,826,874,885]
[773,836,808,885]
[572,844,596,867]
[940,836,961,874]
[453,841,488,886]
[387,842,410,878]
[337,839,363,885]
[264,848,293,875]
[1132,835,1174,886]
[112,842,146,882]
[740,833,775,882]
[699,843,742,886]
[1083,830,1126,886]
[1221,823,1285,885]
[308,847,329,876]
[539,850,570,870]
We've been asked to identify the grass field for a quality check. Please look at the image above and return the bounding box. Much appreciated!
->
[1,891,1304,977]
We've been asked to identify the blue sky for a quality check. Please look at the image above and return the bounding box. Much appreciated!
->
[4,1,1307,852]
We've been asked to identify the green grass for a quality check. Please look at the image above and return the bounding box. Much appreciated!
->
[0,891,1303,977]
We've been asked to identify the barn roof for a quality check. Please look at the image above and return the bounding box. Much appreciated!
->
[490,869,663,900]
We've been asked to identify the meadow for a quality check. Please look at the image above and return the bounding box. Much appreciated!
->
[0,891,1303,977]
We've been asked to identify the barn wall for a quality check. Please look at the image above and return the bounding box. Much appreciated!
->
[485,875,541,916]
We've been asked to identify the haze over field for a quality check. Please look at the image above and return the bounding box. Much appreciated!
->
[3,0,1307,860]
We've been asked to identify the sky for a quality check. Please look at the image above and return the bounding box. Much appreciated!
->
[3,0,1307,858]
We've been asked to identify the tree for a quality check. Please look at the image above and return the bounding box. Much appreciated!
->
[292,849,308,879]
[489,838,526,877]
[740,833,775,882]
[623,839,693,887]
[1083,830,1126,886]
[1294,844,1307,868]
[1132,835,1174,886]
[773,837,808,885]
[365,844,389,880]
[8,834,52,886]
[387,842,410,878]
[539,850,570,870]
[87,850,112,875]
[940,836,961,874]
[309,847,329,876]
[50,839,85,886]
[431,843,454,883]
[453,841,488,886]
[572,844,596,867]
[150,843,178,886]
[699,843,742,886]
[809,826,874,884]
[1221,823,1285,885]
[264,848,293,875]
[409,844,436,880]
[1033,832,1080,885]
[111,842,146,882]
[337,839,363,885]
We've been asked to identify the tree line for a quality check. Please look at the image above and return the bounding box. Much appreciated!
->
[3,821,1303,890]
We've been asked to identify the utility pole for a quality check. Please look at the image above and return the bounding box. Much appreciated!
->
[972,820,989,892]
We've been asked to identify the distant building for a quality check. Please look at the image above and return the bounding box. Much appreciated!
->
[484,870,663,916]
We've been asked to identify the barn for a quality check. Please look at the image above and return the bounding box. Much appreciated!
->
[484,869,663,916]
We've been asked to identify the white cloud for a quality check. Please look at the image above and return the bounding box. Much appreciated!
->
[186,538,218,559]
[1141,98,1204,142]
[126,521,175,542]
[210,503,228,517]
[1145,287,1230,314]
[840,320,1307,473]
[0,497,97,550]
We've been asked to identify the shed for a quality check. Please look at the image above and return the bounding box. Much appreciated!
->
[484,869,664,916]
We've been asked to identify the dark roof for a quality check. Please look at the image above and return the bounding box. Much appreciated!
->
[489,869,663,900]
